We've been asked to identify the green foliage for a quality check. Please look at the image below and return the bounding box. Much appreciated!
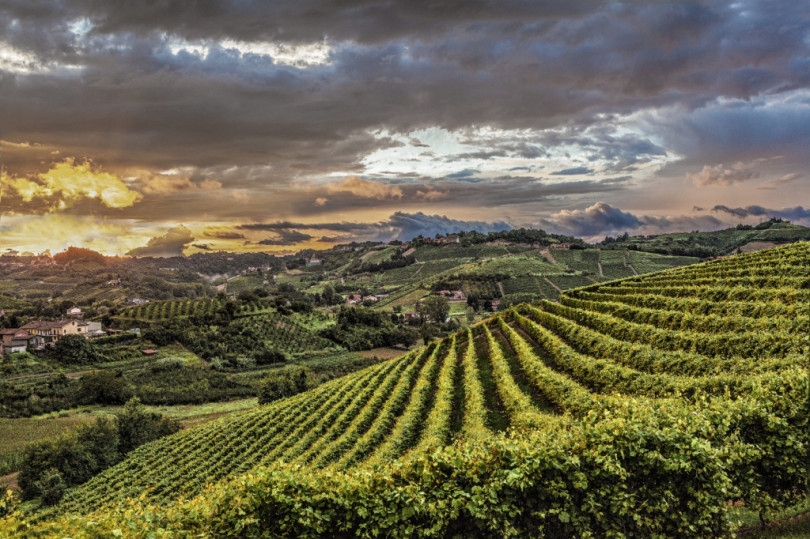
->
[77,370,130,405]
[6,242,808,537]
[258,367,313,404]
[17,399,179,505]
[53,335,98,364]
[35,468,66,506]
[116,397,180,454]
[417,294,450,323]
[320,306,419,351]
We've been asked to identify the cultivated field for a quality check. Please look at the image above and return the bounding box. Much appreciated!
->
[6,242,806,537]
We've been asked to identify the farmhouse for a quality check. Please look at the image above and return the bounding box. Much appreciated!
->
[305,257,322,267]
[345,294,363,305]
[20,319,89,343]
[66,306,84,319]
[85,321,105,338]
[0,329,46,356]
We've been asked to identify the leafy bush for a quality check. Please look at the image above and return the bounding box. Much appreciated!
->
[258,367,312,404]
[77,370,131,405]
[53,335,99,364]
[18,399,179,503]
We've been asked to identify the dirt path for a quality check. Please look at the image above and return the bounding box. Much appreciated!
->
[628,264,639,275]
[544,277,563,293]
[597,250,603,277]
[4,369,95,383]
[539,249,558,265]
[497,281,505,297]
[412,264,424,277]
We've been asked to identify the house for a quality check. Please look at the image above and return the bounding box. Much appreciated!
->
[374,294,390,300]
[305,257,322,267]
[0,330,45,356]
[141,349,158,356]
[345,294,363,305]
[66,306,84,319]
[106,279,121,286]
[403,311,420,321]
[362,295,378,304]
[450,290,466,302]
[550,243,573,250]
[490,300,501,311]
[129,298,150,305]
[21,319,88,343]
[85,321,105,338]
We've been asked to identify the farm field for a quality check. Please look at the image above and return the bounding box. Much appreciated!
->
[5,242,806,537]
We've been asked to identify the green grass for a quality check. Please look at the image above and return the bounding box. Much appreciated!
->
[0,398,260,476]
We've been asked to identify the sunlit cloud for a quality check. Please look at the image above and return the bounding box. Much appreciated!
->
[166,36,333,67]
[2,159,141,213]
[128,226,195,257]
[322,176,403,200]
[135,170,222,194]
[687,161,761,187]
[0,214,148,256]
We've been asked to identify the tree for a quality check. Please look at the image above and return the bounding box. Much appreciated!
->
[36,468,66,505]
[116,397,180,454]
[78,370,130,405]
[417,295,450,323]
[54,334,98,364]
[466,306,476,325]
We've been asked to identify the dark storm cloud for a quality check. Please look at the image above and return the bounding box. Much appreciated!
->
[446,169,480,179]
[2,0,808,182]
[202,229,246,240]
[128,226,195,257]
[551,167,592,176]
[239,211,510,243]
[538,202,724,238]
[711,205,810,222]
[257,229,314,246]
[1,0,808,245]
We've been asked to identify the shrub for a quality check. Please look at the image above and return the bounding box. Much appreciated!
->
[53,335,98,364]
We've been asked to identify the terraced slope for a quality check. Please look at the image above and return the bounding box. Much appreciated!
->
[5,243,808,538]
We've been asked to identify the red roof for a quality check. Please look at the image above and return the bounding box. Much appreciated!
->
[141,349,158,356]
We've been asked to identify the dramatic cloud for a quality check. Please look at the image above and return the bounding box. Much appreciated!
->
[257,229,313,246]
[383,212,510,241]
[540,202,725,239]
[202,227,246,240]
[0,1,808,254]
[128,226,195,257]
[551,167,593,176]
[2,159,140,213]
[239,211,510,243]
[322,177,403,200]
[687,161,760,187]
[542,202,643,237]
[711,205,810,222]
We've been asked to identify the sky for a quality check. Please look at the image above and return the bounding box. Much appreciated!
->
[1,0,809,256]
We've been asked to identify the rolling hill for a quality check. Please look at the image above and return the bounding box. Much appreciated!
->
[3,243,808,537]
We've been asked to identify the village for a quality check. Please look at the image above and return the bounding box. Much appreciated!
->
[0,307,110,357]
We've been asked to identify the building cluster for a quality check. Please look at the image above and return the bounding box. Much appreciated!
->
[436,290,467,302]
[0,307,106,357]
[345,293,390,306]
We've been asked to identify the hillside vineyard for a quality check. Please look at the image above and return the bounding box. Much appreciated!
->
[5,243,808,537]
